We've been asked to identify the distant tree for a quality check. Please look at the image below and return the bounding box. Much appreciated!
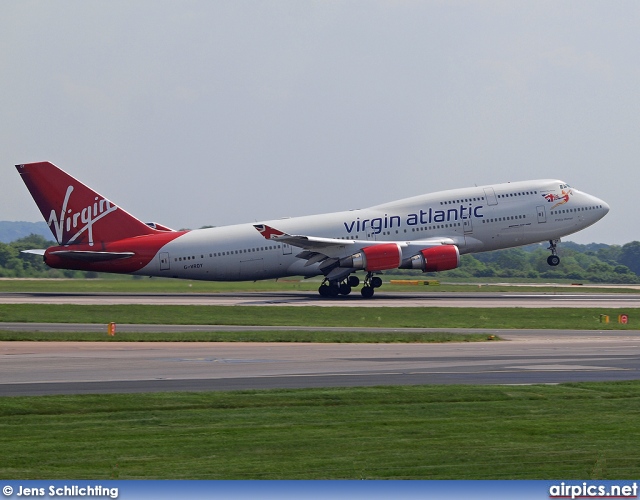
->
[0,243,16,267]
[619,242,640,275]
[11,234,55,249]
[11,234,54,273]
[495,248,530,272]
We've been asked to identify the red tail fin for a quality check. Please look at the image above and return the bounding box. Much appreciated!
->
[16,162,156,246]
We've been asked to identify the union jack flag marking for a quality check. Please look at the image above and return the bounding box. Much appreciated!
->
[254,224,286,240]
[542,189,572,209]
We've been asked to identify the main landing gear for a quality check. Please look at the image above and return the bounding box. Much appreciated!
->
[360,272,382,298]
[317,273,381,298]
[547,239,560,266]
[318,275,359,297]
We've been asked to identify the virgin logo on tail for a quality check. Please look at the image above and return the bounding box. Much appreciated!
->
[48,185,118,246]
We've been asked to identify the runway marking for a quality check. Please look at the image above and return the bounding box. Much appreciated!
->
[165,358,283,364]
[507,364,627,371]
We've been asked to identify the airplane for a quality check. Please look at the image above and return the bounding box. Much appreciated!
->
[16,161,609,298]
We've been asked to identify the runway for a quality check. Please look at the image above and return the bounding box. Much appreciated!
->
[1,330,639,396]
[1,290,639,396]
[2,290,640,307]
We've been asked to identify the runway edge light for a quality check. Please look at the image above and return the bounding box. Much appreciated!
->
[108,322,116,336]
[619,314,629,324]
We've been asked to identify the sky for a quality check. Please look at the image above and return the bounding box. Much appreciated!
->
[1,1,638,245]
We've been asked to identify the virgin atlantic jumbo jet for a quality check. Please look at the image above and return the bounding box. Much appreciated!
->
[16,162,609,298]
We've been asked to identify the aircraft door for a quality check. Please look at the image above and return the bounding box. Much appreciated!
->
[484,187,498,206]
[463,216,473,234]
[159,252,170,271]
[282,243,292,255]
[537,205,547,223]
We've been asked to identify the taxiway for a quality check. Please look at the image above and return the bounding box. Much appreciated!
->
[1,330,639,396]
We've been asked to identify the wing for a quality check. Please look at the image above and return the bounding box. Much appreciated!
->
[254,224,356,258]
[253,225,356,279]
[253,224,456,279]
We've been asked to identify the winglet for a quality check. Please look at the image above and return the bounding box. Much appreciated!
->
[253,224,288,240]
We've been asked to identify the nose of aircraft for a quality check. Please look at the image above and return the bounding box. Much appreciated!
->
[591,194,610,216]
[577,189,609,220]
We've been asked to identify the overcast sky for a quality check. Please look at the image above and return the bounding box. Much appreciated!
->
[2,1,638,245]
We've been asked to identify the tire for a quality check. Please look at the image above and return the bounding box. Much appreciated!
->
[361,286,374,298]
[347,275,360,287]
[547,255,560,266]
[339,283,352,295]
[370,276,383,288]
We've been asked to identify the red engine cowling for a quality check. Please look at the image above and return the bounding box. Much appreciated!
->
[400,245,460,272]
[339,243,402,271]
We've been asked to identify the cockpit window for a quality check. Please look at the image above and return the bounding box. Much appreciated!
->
[559,183,571,189]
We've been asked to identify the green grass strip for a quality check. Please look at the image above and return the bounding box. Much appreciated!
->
[2,382,640,479]
[0,304,637,329]
[0,330,494,343]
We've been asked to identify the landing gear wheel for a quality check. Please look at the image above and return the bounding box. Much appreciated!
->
[327,284,340,297]
[547,239,561,267]
[360,272,381,297]
[318,280,340,297]
[339,283,352,295]
[361,286,374,298]
[347,275,360,288]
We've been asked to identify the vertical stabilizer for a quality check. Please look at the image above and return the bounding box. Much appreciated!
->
[16,162,157,246]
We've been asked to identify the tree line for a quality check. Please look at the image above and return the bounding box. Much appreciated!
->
[1,234,640,284]
[430,241,640,283]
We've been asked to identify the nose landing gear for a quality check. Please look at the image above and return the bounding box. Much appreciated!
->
[547,239,560,266]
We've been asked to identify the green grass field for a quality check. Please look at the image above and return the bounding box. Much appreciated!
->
[0,304,636,331]
[2,382,640,479]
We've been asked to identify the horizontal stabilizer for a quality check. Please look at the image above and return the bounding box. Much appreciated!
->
[21,249,47,256]
[49,250,135,262]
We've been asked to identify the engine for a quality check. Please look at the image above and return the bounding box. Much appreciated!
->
[399,245,460,272]
[339,243,402,271]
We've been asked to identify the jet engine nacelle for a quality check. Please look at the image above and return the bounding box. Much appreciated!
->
[339,243,402,271]
[400,245,460,272]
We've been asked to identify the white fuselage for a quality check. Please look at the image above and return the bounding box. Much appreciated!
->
[138,179,609,281]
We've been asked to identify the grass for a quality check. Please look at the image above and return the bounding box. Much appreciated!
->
[0,330,494,343]
[0,304,637,330]
[1,382,640,479]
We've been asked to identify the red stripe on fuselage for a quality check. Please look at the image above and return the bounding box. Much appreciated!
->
[44,231,188,273]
